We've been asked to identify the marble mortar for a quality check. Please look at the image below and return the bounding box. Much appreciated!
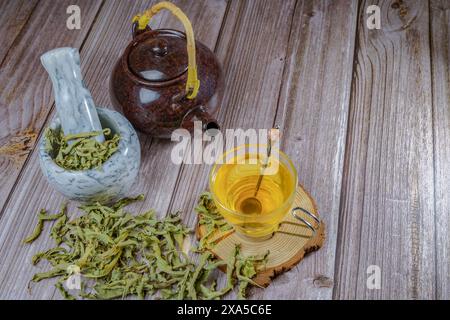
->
[39,107,141,203]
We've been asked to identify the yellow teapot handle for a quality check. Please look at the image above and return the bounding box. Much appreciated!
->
[132,1,200,99]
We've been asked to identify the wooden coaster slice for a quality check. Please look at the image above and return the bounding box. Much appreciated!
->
[196,185,326,287]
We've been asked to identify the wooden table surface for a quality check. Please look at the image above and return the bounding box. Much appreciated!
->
[0,0,448,300]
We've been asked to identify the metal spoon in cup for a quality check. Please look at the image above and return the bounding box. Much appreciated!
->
[239,126,280,215]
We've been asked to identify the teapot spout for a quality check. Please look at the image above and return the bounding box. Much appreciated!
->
[182,106,220,134]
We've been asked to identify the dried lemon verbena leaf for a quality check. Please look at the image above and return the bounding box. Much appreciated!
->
[44,127,119,171]
[25,195,268,300]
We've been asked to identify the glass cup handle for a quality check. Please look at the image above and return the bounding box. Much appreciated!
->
[291,207,321,233]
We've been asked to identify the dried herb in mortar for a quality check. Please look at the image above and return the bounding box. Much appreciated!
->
[44,127,119,170]
[25,195,267,300]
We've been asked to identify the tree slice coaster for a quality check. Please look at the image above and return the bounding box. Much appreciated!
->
[196,185,326,287]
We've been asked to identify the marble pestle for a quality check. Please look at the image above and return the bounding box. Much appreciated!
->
[41,47,104,143]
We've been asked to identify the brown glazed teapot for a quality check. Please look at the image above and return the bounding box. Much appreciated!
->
[110,1,223,138]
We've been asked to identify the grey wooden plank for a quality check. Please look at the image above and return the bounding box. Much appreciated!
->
[334,0,436,299]
[168,0,338,300]
[258,0,358,299]
[0,0,38,65]
[0,0,103,213]
[0,0,228,300]
[77,0,229,219]
[430,0,450,300]
[169,0,298,217]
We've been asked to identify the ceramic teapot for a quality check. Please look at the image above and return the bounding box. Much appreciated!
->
[110,2,223,138]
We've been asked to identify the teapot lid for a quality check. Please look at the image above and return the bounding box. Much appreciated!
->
[128,30,188,82]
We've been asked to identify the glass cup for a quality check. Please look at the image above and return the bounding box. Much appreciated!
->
[209,145,298,238]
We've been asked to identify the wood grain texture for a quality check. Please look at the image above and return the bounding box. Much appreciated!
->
[334,0,436,299]
[168,0,297,224]
[0,0,447,300]
[0,0,227,300]
[430,0,450,300]
[256,0,358,300]
[0,0,38,65]
[55,0,228,219]
[167,0,306,299]
[0,0,103,212]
